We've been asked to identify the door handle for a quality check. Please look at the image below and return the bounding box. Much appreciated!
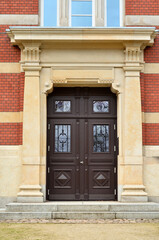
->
[80,160,84,165]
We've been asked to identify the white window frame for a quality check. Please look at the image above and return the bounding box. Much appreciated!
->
[41,0,124,27]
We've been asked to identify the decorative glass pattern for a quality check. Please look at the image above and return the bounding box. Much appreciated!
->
[55,125,71,152]
[55,101,71,112]
[93,125,109,152]
[93,101,109,113]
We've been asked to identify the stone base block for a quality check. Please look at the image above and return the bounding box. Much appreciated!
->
[17,197,44,203]
[17,185,44,203]
[121,196,148,202]
[121,185,148,202]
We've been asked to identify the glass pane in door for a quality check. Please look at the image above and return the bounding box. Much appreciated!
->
[93,125,109,152]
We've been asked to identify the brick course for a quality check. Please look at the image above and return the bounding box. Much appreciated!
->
[0,73,24,112]
[140,73,159,112]
[142,123,159,145]
[0,0,38,14]
[0,122,22,145]
[126,0,159,15]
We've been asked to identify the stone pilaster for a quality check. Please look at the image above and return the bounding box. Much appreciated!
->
[17,43,43,202]
[121,44,148,202]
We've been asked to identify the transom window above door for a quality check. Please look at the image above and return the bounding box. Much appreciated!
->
[42,0,122,27]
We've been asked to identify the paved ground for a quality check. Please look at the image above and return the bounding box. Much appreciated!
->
[0,220,159,240]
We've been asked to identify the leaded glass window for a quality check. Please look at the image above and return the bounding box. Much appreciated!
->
[93,125,109,152]
[55,101,71,112]
[93,101,109,113]
[55,125,71,152]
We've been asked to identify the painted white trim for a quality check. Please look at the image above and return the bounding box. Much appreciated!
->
[92,0,95,27]
[105,0,107,27]
[120,0,124,27]
[41,0,44,26]
[69,0,72,27]
[57,0,60,27]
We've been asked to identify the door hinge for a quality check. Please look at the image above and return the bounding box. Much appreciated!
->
[114,167,117,174]
[48,167,50,173]
[114,189,117,195]
[48,146,50,152]
[48,124,50,130]
[48,189,50,195]
[114,146,116,152]
[114,124,116,130]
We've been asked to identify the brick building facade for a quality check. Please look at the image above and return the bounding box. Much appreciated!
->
[0,0,159,206]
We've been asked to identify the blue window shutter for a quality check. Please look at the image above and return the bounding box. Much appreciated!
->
[107,0,120,27]
[44,0,57,27]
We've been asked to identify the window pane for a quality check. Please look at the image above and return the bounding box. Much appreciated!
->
[44,0,57,26]
[55,101,71,112]
[107,0,120,27]
[72,1,92,15]
[72,16,92,27]
[55,125,71,153]
[93,125,109,153]
[93,101,109,113]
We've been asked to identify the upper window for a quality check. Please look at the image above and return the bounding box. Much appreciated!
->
[43,0,121,27]
[71,0,92,27]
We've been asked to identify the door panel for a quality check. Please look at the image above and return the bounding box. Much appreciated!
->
[47,87,117,201]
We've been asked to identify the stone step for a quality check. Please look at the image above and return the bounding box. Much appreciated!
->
[1,211,159,220]
[6,203,57,213]
[52,211,159,220]
[0,212,52,220]
[109,203,159,212]
[6,202,159,213]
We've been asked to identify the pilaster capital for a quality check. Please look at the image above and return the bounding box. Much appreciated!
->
[21,43,41,66]
[124,43,143,67]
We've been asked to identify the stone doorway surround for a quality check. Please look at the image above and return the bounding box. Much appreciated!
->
[7,27,156,203]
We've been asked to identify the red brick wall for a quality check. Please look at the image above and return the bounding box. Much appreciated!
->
[140,73,159,112]
[126,0,159,15]
[142,123,159,145]
[0,0,38,14]
[0,25,20,63]
[145,36,159,63]
[0,123,23,145]
[0,73,24,112]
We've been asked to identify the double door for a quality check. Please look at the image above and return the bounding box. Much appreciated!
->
[47,88,117,200]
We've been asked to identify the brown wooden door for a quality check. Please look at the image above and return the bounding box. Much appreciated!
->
[47,88,117,201]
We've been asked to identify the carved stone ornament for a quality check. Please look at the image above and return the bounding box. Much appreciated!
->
[22,43,41,63]
[111,82,121,95]
[124,46,143,64]
[43,79,54,95]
